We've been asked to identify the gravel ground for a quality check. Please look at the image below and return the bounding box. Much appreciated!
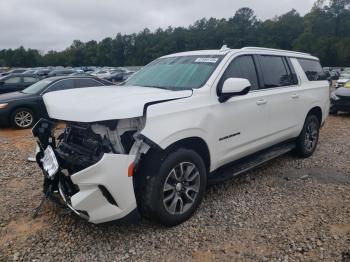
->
[0,114,349,262]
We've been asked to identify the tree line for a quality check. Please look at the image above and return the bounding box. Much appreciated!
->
[0,0,349,68]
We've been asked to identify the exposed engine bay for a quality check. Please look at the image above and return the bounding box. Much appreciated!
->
[32,117,151,223]
[54,117,147,173]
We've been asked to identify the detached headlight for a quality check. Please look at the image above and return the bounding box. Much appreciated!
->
[331,92,339,101]
[0,103,8,109]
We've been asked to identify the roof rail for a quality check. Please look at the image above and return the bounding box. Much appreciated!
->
[241,47,311,56]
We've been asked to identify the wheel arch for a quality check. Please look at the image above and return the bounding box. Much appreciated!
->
[137,136,212,178]
[163,137,211,172]
[307,106,322,125]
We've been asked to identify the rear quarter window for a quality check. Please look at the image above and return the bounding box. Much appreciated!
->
[298,59,327,81]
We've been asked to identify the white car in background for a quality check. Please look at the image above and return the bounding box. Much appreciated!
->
[33,46,329,226]
[336,72,350,88]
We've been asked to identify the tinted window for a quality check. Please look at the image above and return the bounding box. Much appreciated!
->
[75,78,103,88]
[48,79,75,92]
[23,76,38,83]
[4,76,21,84]
[260,56,292,88]
[298,59,327,81]
[218,55,259,93]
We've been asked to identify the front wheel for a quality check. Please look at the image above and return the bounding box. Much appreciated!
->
[136,148,207,226]
[295,114,320,158]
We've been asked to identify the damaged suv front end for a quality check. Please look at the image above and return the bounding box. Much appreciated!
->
[33,117,150,224]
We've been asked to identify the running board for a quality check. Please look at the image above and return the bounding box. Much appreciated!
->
[208,141,295,185]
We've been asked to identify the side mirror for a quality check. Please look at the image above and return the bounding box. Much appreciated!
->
[219,78,251,103]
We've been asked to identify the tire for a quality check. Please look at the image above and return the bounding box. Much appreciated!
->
[295,114,320,158]
[10,108,35,129]
[136,148,207,226]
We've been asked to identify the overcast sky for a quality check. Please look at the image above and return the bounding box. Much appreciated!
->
[0,0,315,52]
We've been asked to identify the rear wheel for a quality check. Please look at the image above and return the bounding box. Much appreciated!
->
[10,108,35,129]
[295,114,320,158]
[136,148,207,226]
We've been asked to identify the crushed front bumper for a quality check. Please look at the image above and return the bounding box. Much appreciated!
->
[59,153,138,224]
[33,119,140,224]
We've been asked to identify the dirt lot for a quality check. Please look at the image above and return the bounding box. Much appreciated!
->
[0,115,349,262]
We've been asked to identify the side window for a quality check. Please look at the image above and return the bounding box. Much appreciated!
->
[48,79,75,92]
[285,58,299,85]
[218,55,259,94]
[23,77,38,83]
[297,59,327,81]
[4,76,21,84]
[75,79,103,88]
[259,56,293,89]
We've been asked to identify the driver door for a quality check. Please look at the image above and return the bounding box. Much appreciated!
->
[212,55,271,167]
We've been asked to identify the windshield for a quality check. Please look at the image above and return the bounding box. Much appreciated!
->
[124,55,224,90]
[22,79,54,94]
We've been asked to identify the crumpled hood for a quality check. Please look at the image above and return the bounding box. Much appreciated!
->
[43,85,192,122]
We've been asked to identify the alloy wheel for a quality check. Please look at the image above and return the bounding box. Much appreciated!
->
[304,119,318,152]
[14,110,33,128]
[163,162,201,215]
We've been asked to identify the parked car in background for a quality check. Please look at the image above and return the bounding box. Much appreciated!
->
[330,87,350,114]
[48,69,76,77]
[91,69,114,78]
[35,69,52,77]
[0,76,112,128]
[103,71,126,83]
[324,69,339,81]
[23,69,37,74]
[0,68,26,77]
[32,47,329,226]
[336,73,350,88]
[0,74,41,94]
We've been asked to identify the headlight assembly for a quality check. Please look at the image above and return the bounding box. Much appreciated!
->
[0,103,8,109]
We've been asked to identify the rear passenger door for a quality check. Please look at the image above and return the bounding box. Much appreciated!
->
[256,55,301,142]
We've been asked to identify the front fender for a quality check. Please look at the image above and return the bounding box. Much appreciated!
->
[142,127,209,150]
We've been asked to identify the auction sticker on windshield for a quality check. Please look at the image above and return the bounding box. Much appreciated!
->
[41,146,59,178]
[195,58,219,63]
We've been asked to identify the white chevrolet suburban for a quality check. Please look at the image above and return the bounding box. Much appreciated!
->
[33,46,329,226]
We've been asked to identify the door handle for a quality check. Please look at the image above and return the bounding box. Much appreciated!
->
[291,94,299,99]
[256,99,268,105]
